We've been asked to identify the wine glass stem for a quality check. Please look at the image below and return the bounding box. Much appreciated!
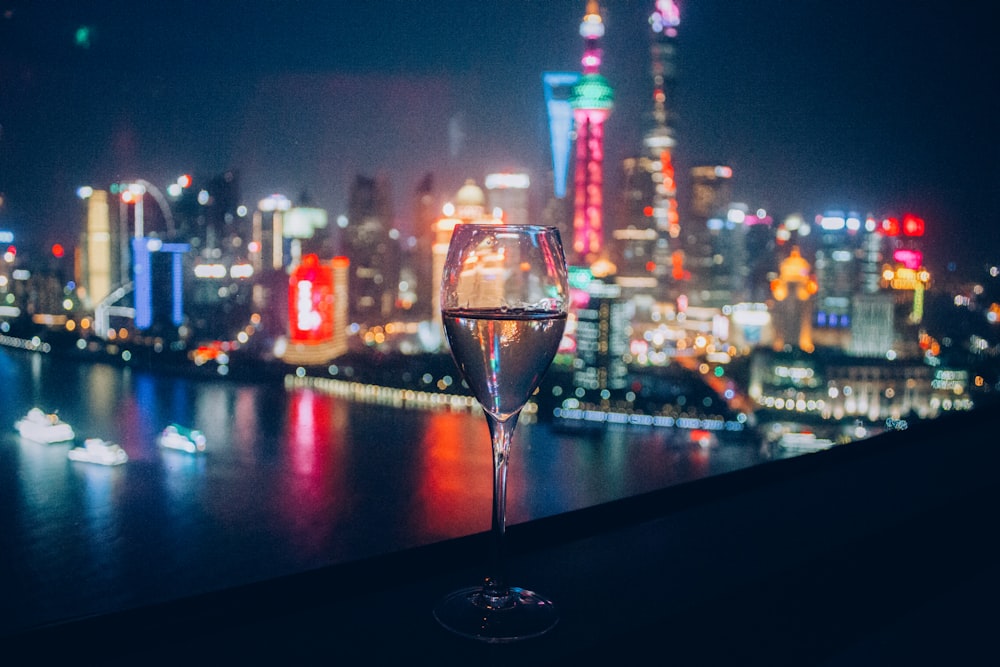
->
[484,411,519,601]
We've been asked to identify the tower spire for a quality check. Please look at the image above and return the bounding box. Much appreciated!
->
[569,0,614,266]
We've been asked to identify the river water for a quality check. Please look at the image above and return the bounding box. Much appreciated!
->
[0,347,771,636]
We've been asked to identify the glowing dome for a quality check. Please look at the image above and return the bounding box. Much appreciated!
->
[455,179,484,207]
[454,179,486,221]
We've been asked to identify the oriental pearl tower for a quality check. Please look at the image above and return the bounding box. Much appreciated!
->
[570,0,614,267]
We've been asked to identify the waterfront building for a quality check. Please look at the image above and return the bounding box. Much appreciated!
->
[748,348,973,423]
[408,172,438,320]
[132,237,190,335]
[429,180,503,344]
[848,293,897,358]
[344,174,400,326]
[198,170,242,253]
[571,276,631,394]
[484,172,530,226]
[251,194,292,273]
[76,188,114,310]
[569,0,614,266]
[279,254,350,365]
[284,206,331,266]
[811,210,864,350]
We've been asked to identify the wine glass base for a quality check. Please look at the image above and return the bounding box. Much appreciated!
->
[433,586,559,644]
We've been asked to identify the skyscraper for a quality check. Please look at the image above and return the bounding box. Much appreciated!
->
[644,0,682,279]
[484,172,530,226]
[344,173,400,325]
[569,0,614,266]
[613,1,681,291]
[77,188,113,309]
[683,165,734,302]
[409,172,438,320]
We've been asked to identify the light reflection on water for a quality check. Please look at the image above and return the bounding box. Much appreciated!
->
[0,348,769,636]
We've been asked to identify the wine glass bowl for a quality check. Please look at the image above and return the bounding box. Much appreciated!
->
[434,223,569,643]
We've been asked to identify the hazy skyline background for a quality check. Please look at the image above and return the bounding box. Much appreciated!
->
[0,0,994,271]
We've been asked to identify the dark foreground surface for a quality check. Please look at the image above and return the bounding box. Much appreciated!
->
[10,404,998,666]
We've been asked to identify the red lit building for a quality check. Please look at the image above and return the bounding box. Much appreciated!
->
[281,254,350,364]
[570,0,614,266]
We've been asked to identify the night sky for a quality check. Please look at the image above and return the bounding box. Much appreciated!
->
[0,0,995,272]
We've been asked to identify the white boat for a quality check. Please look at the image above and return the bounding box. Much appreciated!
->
[158,424,206,453]
[778,431,834,452]
[67,438,128,466]
[15,408,75,444]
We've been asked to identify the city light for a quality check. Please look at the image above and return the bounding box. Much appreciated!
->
[0,1,985,484]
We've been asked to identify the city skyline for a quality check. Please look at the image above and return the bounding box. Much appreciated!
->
[0,0,994,272]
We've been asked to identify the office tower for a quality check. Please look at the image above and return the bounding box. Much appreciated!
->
[812,210,863,350]
[614,158,661,289]
[201,170,241,251]
[572,278,632,393]
[569,0,614,266]
[131,237,189,334]
[879,213,931,327]
[430,180,502,339]
[344,173,400,325]
[281,254,350,364]
[613,1,682,294]
[409,172,438,320]
[284,205,330,265]
[252,194,292,273]
[641,0,682,280]
[850,293,897,357]
[684,165,734,300]
[485,172,530,226]
[77,188,113,309]
[859,214,883,295]
[847,214,894,357]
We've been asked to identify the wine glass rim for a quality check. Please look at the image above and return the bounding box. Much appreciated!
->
[453,223,558,233]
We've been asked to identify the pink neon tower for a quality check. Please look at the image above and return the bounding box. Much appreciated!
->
[570,0,614,266]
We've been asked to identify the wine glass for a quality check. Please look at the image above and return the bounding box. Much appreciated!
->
[433,223,570,643]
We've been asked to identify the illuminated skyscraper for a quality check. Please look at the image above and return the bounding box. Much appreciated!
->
[613,1,681,290]
[572,278,631,393]
[280,254,350,364]
[570,0,614,266]
[644,0,681,277]
[77,188,113,309]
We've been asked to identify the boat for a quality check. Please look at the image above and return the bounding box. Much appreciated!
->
[67,438,128,466]
[158,424,207,453]
[15,408,75,444]
[778,431,835,452]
